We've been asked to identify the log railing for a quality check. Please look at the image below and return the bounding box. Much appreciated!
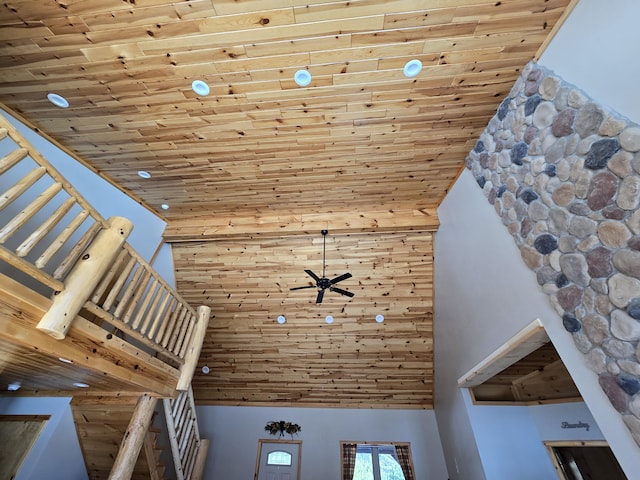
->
[163,387,209,480]
[0,112,212,478]
[83,243,199,368]
[0,122,106,294]
[0,111,208,389]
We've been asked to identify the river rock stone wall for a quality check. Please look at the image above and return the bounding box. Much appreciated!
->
[466,61,640,447]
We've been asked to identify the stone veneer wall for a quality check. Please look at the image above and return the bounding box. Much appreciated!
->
[466,61,640,447]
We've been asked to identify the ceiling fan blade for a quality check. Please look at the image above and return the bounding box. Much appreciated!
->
[305,269,321,282]
[316,289,325,304]
[331,286,355,298]
[290,285,317,291]
[330,272,352,284]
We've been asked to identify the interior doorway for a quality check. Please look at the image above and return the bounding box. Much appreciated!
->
[545,441,626,479]
[254,439,302,480]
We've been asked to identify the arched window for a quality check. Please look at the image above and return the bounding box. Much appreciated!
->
[267,450,292,466]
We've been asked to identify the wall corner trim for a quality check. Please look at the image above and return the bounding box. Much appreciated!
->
[457,319,548,388]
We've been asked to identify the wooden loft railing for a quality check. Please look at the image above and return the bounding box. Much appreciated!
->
[0,112,211,478]
[82,243,210,391]
[164,387,209,480]
[0,112,209,393]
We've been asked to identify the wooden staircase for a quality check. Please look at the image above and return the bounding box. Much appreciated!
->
[143,428,166,480]
[72,396,166,480]
[71,391,207,479]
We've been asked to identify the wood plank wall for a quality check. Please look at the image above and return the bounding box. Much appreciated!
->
[173,231,434,408]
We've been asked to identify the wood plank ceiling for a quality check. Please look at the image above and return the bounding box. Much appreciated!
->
[470,342,582,404]
[0,0,574,408]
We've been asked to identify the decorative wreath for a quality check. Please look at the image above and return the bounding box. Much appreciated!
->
[264,420,301,437]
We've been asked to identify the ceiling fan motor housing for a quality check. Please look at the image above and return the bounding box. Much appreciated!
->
[289,230,354,303]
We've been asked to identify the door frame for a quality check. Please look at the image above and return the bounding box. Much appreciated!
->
[544,440,611,479]
[0,414,50,479]
[254,438,302,480]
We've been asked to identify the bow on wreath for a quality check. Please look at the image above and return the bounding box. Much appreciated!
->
[265,420,301,438]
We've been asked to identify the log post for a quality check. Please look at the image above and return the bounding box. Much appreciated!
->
[37,216,133,339]
[191,439,210,480]
[108,394,158,480]
[176,305,211,391]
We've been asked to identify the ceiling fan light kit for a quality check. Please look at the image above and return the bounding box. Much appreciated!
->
[290,230,354,304]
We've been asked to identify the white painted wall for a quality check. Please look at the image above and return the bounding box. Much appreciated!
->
[539,0,640,123]
[462,392,607,479]
[435,170,640,478]
[0,396,87,480]
[528,401,603,443]
[196,405,448,480]
[462,390,558,480]
[434,169,558,480]
[152,242,177,288]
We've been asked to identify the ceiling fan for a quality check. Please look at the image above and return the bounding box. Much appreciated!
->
[290,229,355,304]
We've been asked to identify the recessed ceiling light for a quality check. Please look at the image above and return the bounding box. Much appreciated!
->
[192,80,210,96]
[138,170,151,179]
[58,357,73,364]
[325,315,334,324]
[403,59,423,78]
[7,382,21,391]
[202,366,210,374]
[47,93,69,108]
[294,70,312,87]
[73,382,90,388]
[277,315,286,324]
[161,203,170,210]
[375,314,385,323]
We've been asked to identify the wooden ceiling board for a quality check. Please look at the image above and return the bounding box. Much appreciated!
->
[0,273,180,396]
[470,342,583,404]
[0,0,575,408]
[0,340,133,392]
[0,0,573,217]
